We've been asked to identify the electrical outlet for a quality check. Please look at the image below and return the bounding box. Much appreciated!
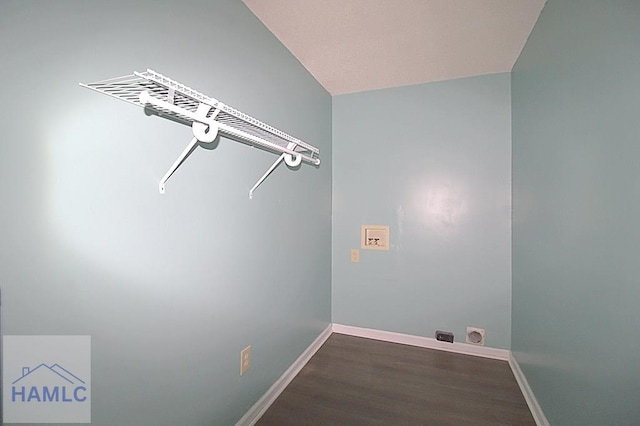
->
[435,330,454,343]
[240,345,251,376]
[466,327,485,345]
[350,249,360,263]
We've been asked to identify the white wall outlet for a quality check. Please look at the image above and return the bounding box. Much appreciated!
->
[466,327,485,346]
[361,225,389,250]
[240,345,251,376]
[350,249,360,263]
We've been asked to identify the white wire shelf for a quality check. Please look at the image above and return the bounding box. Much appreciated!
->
[80,69,320,196]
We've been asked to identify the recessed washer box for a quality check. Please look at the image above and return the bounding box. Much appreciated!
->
[361,225,389,250]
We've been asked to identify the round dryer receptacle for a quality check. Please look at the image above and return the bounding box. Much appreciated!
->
[466,327,485,345]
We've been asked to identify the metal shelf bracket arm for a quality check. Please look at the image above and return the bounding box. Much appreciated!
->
[158,102,220,193]
[249,142,300,199]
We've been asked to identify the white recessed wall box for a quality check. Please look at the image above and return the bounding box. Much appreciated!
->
[80,69,320,197]
[466,327,485,346]
[361,225,390,250]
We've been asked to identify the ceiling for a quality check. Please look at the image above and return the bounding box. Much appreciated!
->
[244,0,546,95]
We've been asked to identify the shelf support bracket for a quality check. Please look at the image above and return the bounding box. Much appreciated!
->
[159,103,220,193]
[249,142,301,199]
[159,137,199,194]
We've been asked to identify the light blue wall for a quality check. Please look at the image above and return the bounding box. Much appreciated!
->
[332,74,512,348]
[512,0,640,424]
[0,1,331,424]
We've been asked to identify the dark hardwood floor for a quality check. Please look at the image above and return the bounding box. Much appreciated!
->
[257,333,536,425]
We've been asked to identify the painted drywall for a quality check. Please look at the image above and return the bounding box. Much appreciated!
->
[332,74,512,349]
[0,1,331,424]
[512,0,640,423]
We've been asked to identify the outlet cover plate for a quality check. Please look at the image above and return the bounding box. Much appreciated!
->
[466,327,485,346]
[240,345,251,375]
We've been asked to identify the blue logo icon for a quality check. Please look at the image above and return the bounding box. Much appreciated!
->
[11,363,88,403]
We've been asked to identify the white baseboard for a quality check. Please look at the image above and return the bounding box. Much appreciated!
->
[508,353,550,426]
[235,324,333,426]
[332,323,510,360]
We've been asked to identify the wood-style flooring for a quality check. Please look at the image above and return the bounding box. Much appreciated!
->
[257,333,536,425]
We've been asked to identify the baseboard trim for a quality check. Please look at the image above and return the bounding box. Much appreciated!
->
[235,324,333,426]
[508,353,550,426]
[332,323,510,360]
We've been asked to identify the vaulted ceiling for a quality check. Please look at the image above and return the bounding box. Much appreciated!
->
[244,0,546,95]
